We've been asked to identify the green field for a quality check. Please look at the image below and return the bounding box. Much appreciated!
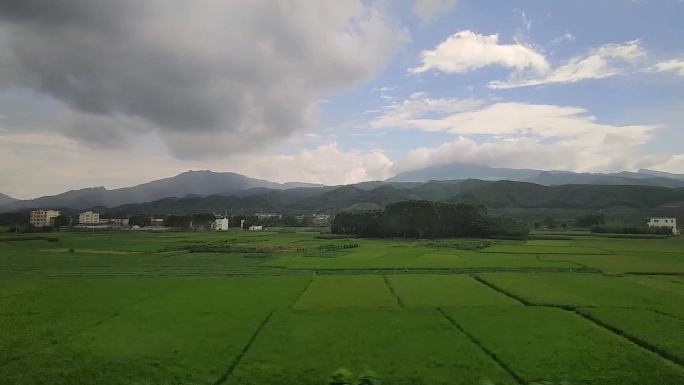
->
[1,229,683,384]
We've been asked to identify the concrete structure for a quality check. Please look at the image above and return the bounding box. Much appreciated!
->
[255,212,281,219]
[150,218,165,226]
[212,217,229,231]
[30,210,61,227]
[79,211,100,224]
[248,225,263,231]
[648,218,679,235]
[108,218,130,226]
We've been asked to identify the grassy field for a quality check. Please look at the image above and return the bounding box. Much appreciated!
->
[1,229,683,384]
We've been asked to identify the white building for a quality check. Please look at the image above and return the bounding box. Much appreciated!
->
[212,217,229,231]
[255,212,281,219]
[79,211,100,224]
[248,225,263,231]
[30,210,61,227]
[647,218,679,235]
[109,218,130,226]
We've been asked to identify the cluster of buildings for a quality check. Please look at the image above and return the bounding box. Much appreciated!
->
[75,211,129,228]
[29,210,128,228]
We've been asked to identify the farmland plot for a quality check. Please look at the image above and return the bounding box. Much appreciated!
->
[294,275,397,309]
[578,307,684,364]
[477,272,684,310]
[441,307,684,385]
[228,309,518,385]
[386,274,521,307]
[0,277,308,385]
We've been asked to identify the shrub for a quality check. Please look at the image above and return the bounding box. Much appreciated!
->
[357,369,380,385]
[329,368,354,385]
[318,243,359,252]
[590,225,673,236]
[425,240,492,250]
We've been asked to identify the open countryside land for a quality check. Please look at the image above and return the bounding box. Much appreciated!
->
[1,229,683,385]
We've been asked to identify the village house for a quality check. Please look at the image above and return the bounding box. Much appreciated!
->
[29,210,61,227]
[79,211,100,224]
[212,217,229,231]
[647,217,679,235]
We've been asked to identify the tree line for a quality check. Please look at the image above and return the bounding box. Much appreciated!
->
[331,200,530,239]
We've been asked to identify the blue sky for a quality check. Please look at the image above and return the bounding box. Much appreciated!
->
[316,0,684,157]
[0,0,683,198]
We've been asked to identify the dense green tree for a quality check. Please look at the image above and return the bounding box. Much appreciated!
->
[53,214,71,227]
[542,217,557,229]
[332,200,529,239]
[576,213,606,227]
[128,215,151,227]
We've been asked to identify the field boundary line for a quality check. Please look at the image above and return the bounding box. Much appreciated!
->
[87,283,184,330]
[311,267,598,275]
[213,311,274,385]
[437,308,525,385]
[647,307,684,322]
[382,275,405,308]
[290,274,315,309]
[627,272,684,276]
[471,275,530,306]
[573,309,684,369]
[534,254,603,274]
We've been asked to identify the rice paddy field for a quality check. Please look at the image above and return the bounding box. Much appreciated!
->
[1,229,683,384]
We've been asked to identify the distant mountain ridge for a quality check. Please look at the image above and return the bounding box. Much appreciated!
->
[0,192,17,206]
[0,170,322,212]
[3,165,684,213]
[94,179,684,216]
[389,162,684,188]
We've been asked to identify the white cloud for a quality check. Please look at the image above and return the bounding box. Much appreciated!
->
[413,0,457,23]
[652,59,684,76]
[370,93,670,175]
[550,31,576,46]
[242,144,393,186]
[0,1,409,159]
[489,40,646,89]
[0,132,392,198]
[409,30,550,75]
[371,95,659,140]
[370,93,482,132]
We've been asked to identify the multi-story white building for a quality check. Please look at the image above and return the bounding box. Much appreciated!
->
[30,210,61,227]
[212,217,229,231]
[79,211,100,224]
[647,218,679,235]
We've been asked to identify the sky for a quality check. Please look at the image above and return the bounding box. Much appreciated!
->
[0,0,683,199]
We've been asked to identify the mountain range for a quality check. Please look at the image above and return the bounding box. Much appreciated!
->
[389,163,684,186]
[0,192,17,206]
[95,180,684,219]
[0,170,321,212]
[2,163,684,213]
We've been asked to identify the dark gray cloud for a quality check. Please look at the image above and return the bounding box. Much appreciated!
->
[0,1,408,157]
